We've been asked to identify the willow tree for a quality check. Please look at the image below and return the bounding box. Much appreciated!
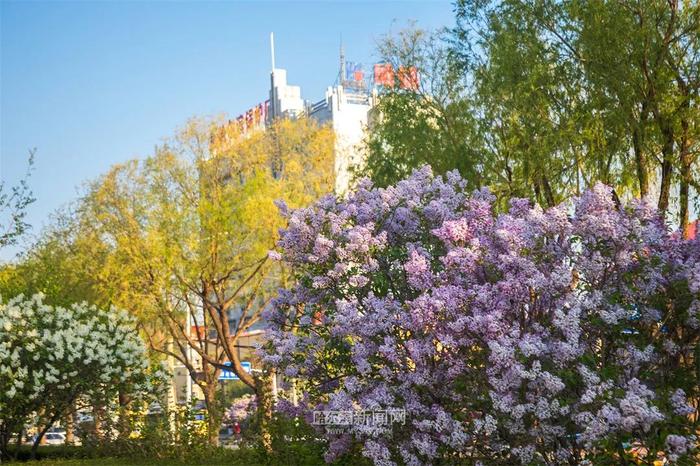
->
[455,0,700,224]
[0,207,109,308]
[82,116,334,445]
[365,3,700,224]
[360,27,481,190]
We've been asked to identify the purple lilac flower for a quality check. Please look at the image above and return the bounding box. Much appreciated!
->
[261,167,700,465]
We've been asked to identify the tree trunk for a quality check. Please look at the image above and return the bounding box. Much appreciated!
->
[16,426,24,452]
[657,121,674,214]
[541,174,555,207]
[1,423,25,460]
[677,81,691,237]
[65,406,75,445]
[202,381,220,447]
[255,373,274,454]
[0,424,11,460]
[31,411,61,460]
[533,181,542,206]
[117,389,131,440]
[93,402,106,442]
[679,139,691,237]
[632,106,649,197]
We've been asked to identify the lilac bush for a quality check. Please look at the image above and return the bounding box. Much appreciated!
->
[224,394,257,424]
[262,167,700,465]
[0,294,165,457]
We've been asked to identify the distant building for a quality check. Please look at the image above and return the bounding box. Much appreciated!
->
[268,68,305,121]
[307,84,375,194]
[218,35,419,195]
[266,40,376,194]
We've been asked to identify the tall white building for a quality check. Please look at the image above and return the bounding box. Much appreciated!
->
[264,33,375,194]
[307,85,375,194]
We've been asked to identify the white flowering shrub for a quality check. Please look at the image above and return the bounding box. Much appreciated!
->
[0,293,162,457]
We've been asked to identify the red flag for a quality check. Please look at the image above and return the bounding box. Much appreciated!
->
[374,63,394,87]
[398,66,419,90]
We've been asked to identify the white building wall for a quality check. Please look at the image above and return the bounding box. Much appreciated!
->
[309,85,372,195]
[265,66,376,194]
[269,69,305,120]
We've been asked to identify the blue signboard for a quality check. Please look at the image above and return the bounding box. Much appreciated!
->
[219,361,251,380]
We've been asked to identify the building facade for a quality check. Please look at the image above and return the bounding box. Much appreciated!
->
[307,84,376,194]
[267,61,376,194]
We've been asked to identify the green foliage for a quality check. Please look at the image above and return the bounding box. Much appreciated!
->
[361,2,700,223]
[77,402,212,461]
[4,445,97,462]
[360,27,481,190]
[241,412,370,466]
[4,444,265,465]
[0,208,109,308]
[5,409,368,466]
[2,115,336,449]
[0,150,35,250]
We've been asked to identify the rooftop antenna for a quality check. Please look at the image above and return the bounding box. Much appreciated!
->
[269,32,277,122]
[339,34,346,86]
[270,32,276,71]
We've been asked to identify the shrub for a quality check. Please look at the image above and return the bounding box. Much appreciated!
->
[77,401,211,461]
[0,294,164,459]
[263,167,700,465]
[224,394,257,425]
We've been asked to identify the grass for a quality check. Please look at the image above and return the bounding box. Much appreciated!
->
[2,460,257,466]
[1,454,271,466]
[4,460,204,466]
[2,445,269,466]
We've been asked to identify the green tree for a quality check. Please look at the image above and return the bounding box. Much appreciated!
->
[0,150,35,249]
[359,27,481,189]
[361,3,700,225]
[79,116,334,446]
[456,0,700,220]
[0,207,109,307]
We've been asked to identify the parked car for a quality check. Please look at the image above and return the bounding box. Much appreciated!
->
[76,412,93,423]
[44,432,66,445]
[219,426,234,444]
[148,401,163,415]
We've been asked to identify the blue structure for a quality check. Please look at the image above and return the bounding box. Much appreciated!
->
[219,361,252,380]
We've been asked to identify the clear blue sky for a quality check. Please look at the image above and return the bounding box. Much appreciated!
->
[0,0,455,260]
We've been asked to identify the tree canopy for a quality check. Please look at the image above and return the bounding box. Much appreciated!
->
[0,115,336,447]
[359,1,700,232]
